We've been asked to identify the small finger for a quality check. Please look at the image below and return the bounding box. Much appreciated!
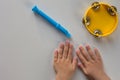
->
[63,40,70,59]
[54,49,58,62]
[86,45,96,60]
[79,46,91,61]
[58,43,64,59]
[67,43,73,61]
[76,48,87,65]
[94,48,102,60]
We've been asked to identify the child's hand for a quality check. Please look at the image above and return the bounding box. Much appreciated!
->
[53,40,77,80]
[76,45,110,80]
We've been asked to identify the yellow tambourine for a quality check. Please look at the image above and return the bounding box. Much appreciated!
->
[82,2,118,37]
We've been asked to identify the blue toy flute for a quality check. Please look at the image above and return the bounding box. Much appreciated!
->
[32,6,72,38]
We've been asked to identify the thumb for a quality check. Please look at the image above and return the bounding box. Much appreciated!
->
[72,56,78,70]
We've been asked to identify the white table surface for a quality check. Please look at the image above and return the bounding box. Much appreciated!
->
[0,0,120,80]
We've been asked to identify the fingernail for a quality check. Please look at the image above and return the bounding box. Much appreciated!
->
[79,45,83,49]
[66,39,69,43]
[86,44,90,49]
[54,49,58,53]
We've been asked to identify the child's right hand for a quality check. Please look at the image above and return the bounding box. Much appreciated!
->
[76,45,110,80]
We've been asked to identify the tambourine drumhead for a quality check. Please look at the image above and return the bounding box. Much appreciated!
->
[83,2,118,37]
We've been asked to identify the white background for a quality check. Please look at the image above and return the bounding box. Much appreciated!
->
[0,0,120,80]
